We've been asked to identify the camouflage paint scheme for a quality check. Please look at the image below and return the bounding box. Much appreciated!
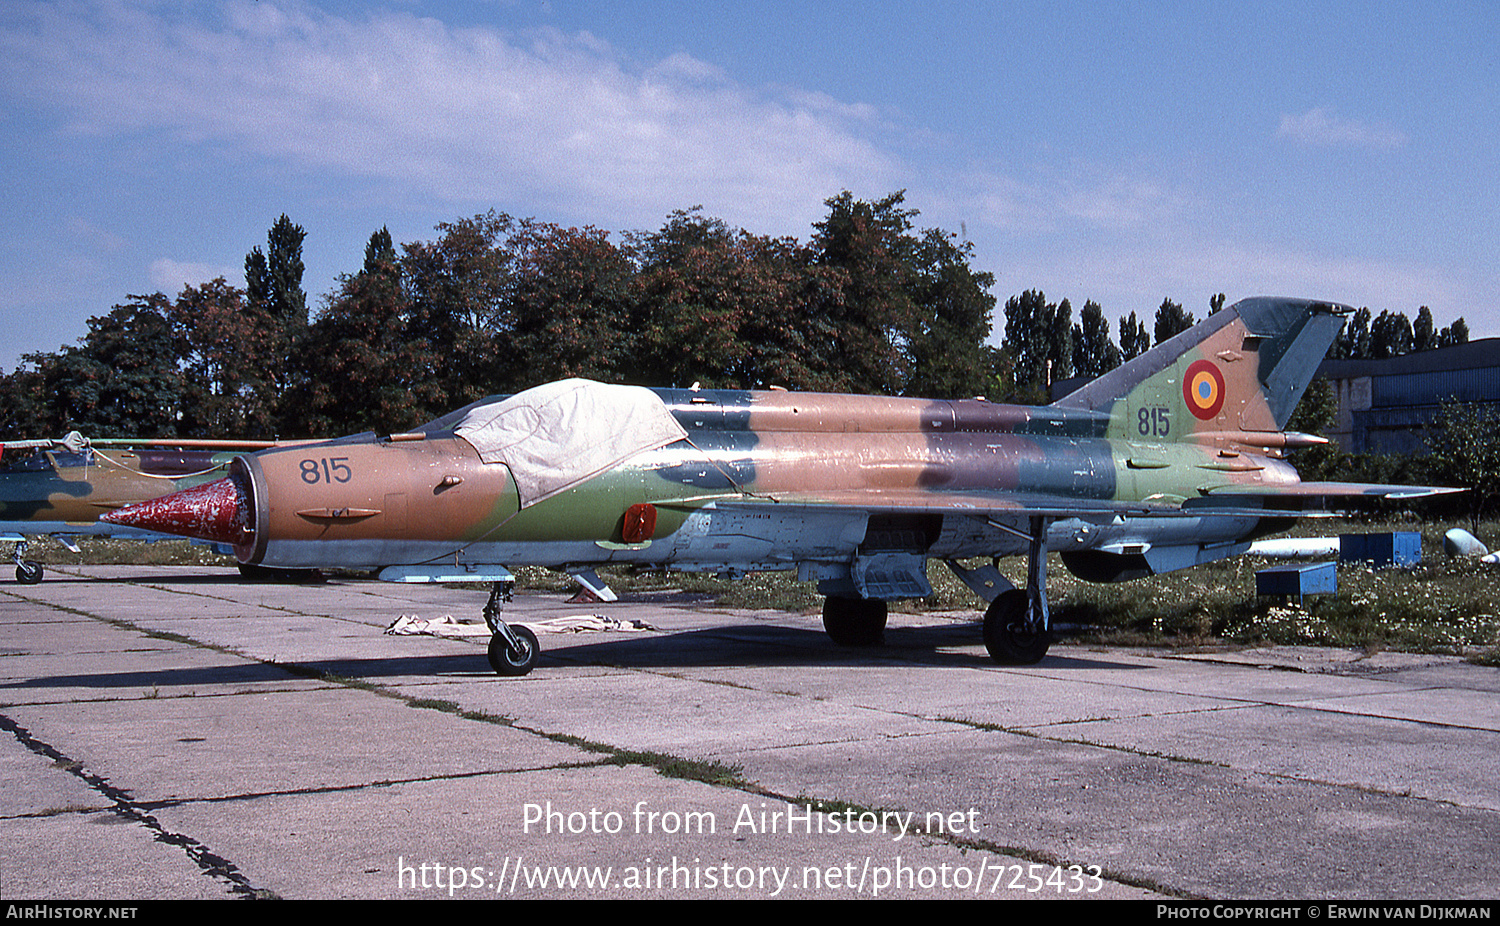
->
[104,298,1458,672]
[0,439,284,583]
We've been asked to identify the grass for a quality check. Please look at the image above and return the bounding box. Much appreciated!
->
[1042,519,1500,656]
[22,519,1500,657]
[25,536,233,567]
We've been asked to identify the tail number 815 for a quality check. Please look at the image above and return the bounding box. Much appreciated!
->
[1137,406,1171,438]
[300,457,353,485]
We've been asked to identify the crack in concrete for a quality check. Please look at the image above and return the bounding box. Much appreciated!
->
[0,710,274,900]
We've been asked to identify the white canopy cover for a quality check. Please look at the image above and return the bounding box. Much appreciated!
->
[454,379,689,507]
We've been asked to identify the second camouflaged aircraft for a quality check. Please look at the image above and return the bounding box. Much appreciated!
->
[0,435,290,583]
[105,297,1458,674]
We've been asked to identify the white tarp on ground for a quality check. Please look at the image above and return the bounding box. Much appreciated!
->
[454,379,688,507]
[384,614,656,637]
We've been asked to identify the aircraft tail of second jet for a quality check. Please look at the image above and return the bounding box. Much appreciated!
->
[1052,297,1347,446]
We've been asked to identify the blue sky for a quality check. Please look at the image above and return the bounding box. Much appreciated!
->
[1,0,1495,375]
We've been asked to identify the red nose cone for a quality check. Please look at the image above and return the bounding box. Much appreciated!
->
[103,475,251,546]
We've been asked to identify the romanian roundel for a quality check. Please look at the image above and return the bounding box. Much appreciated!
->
[1183,360,1226,420]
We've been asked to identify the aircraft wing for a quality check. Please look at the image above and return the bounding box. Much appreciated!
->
[690,480,1462,522]
[703,488,1217,521]
[1192,481,1464,507]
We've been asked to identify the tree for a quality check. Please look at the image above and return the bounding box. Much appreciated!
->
[24,297,185,437]
[727,233,846,391]
[1287,376,1336,436]
[244,215,310,426]
[1001,290,1075,400]
[1046,298,1074,384]
[628,210,753,389]
[245,214,308,330]
[170,278,279,438]
[809,191,920,395]
[1119,311,1151,361]
[401,211,516,406]
[1209,293,1226,315]
[1426,401,1500,532]
[1336,307,1373,359]
[0,363,47,436]
[1003,290,1050,401]
[807,191,997,397]
[285,228,442,436]
[1072,300,1121,379]
[1284,375,1341,478]
[1439,318,1470,348]
[628,210,851,392]
[1153,298,1195,346]
[1370,310,1413,359]
[1413,306,1438,352]
[500,220,636,388]
[901,227,997,398]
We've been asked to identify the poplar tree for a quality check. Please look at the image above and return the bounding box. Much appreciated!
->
[1153,298,1195,345]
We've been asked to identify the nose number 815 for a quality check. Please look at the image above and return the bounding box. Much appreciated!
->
[300,457,353,485]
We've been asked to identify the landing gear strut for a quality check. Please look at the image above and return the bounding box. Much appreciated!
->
[482,580,538,676]
[982,515,1051,665]
[12,540,42,585]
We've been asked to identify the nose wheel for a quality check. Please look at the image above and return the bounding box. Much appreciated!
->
[12,540,43,584]
[487,624,539,676]
[483,580,539,676]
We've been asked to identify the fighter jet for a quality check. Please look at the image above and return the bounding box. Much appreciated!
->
[103,297,1457,675]
[0,434,286,583]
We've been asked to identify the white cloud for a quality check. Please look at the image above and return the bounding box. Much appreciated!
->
[0,1,900,235]
[933,161,1193,237]
[1277,108,1407,149]
[148,258,241,295]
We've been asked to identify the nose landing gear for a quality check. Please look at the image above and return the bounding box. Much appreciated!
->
[482,580,539,676]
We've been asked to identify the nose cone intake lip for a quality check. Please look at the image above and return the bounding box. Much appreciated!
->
[103,475,251,547]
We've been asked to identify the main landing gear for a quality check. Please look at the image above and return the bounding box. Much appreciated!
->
[482,580,538,676]
[817,515,1054,665]
[982,589,1050,664]
[981,515,1051,665]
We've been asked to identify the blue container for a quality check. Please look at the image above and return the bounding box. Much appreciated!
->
[1256,562,1337,603]
[1339,532,1421,568]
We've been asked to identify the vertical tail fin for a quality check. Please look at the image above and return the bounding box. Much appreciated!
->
[1054,297,1348,443]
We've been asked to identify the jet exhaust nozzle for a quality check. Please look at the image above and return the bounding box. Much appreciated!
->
[102,475,252,547]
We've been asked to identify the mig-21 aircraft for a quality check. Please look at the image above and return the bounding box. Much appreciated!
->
[103,297,1458,675]
[0,434,289,583]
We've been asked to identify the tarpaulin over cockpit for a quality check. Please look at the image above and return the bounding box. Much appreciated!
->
[455,379,689,507]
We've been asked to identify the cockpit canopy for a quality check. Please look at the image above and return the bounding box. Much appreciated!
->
[451,379,688,507]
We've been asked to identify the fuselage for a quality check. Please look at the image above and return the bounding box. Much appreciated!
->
[217,387,1300,579]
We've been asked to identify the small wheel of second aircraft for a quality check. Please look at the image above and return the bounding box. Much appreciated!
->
[15,560,43,585]
[982,589,1050,665]
[823,596,887,646]
[487,625,540,677]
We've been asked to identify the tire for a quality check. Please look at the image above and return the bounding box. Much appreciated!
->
[823,596,888,646]
[15,561,43,585]
[982,589,1050,664]
[487,625,540,676]
[237,563,326,584]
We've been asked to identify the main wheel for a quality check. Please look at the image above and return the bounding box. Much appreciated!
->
[823,596,887,646]
[15,561,43,585]
[487,625,540,676]
[982,590,1050,664]
[237,563,326,584]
